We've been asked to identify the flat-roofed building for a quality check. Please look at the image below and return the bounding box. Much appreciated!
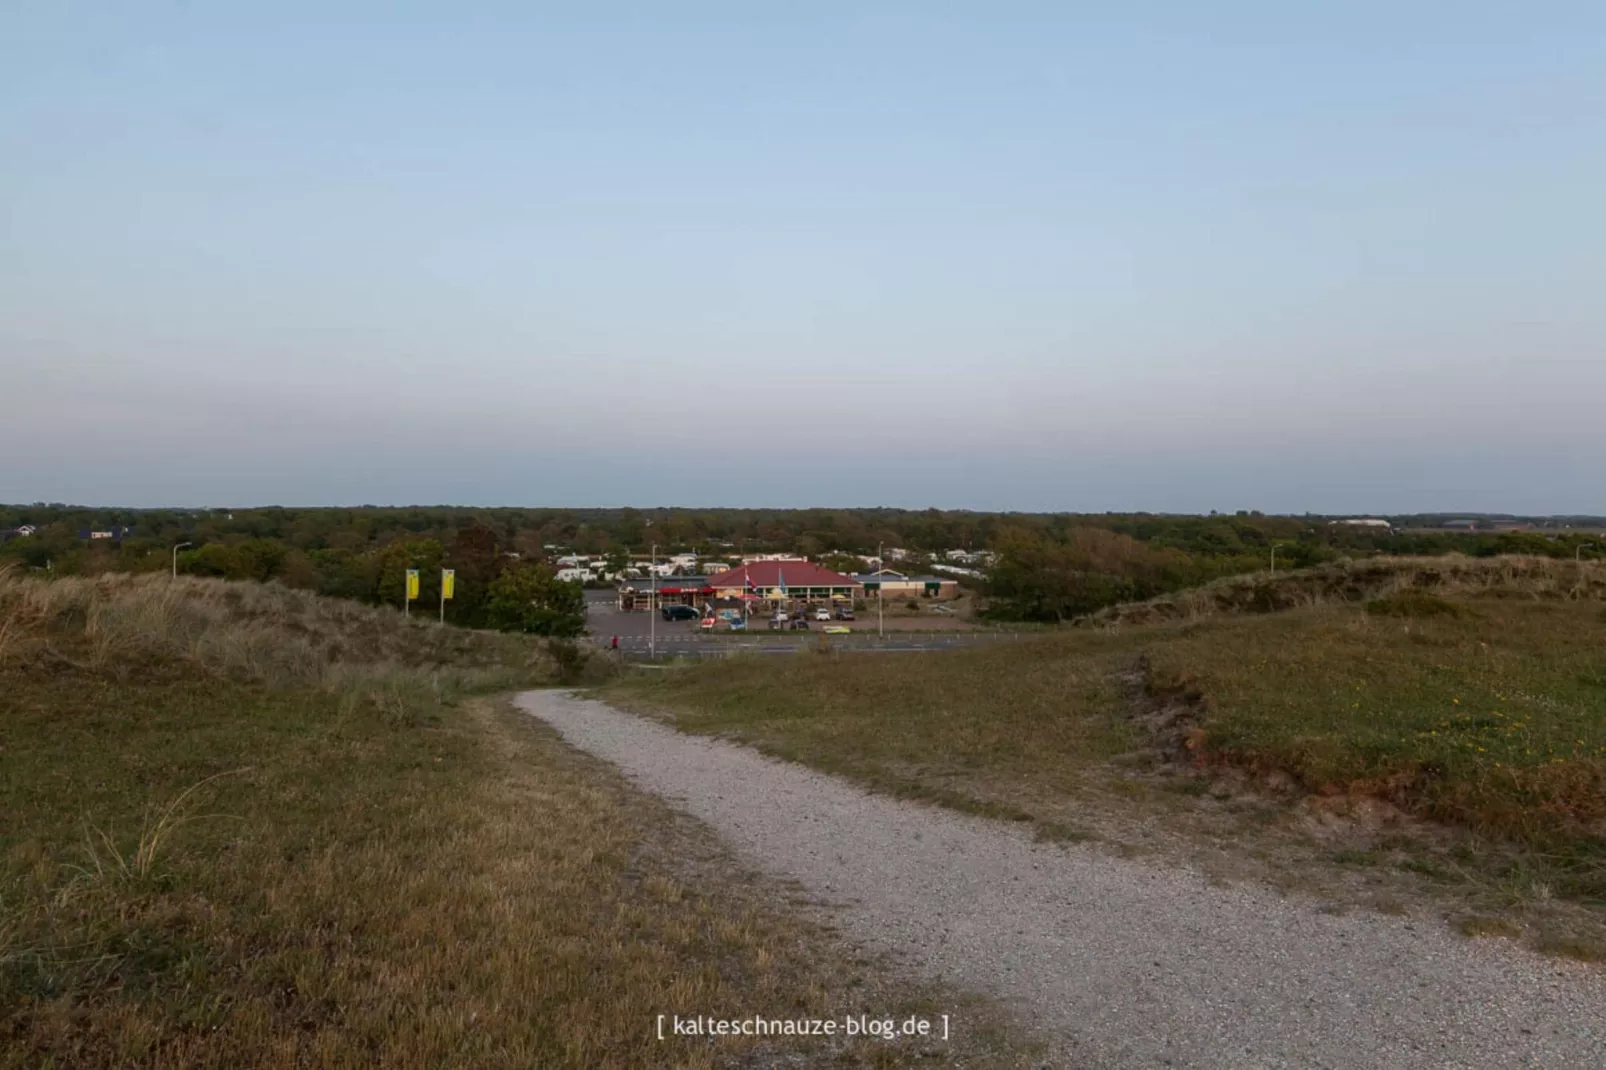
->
[852,569,959,599]
[616,575,713,611]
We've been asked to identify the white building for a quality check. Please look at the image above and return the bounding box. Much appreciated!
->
[628,561,686,578]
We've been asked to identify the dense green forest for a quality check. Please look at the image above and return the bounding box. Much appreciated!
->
[2,504,1600,625]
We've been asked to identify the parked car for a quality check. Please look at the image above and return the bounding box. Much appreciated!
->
[700,616,717,630]
[728,617,747,631]
[769,613,789,630]
[790,617,811,630]
[661,604,699,621]
[834,607,855,620]
[814,607,831,621]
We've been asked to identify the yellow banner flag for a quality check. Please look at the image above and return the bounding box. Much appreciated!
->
[405,569,420,600]
[441,569,456,600]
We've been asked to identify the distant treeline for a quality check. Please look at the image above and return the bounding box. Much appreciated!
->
[1,505,1600,624]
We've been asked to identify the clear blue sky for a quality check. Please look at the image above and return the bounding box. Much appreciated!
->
[4,2,1603,513]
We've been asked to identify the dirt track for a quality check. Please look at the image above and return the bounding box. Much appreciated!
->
[518,690,1606,1069]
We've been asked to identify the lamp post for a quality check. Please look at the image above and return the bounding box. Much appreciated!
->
[878,541,884,639]
[650,540,657,660]
[171,542,192,578]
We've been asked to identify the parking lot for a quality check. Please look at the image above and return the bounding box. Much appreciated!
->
[582,593,1009,658]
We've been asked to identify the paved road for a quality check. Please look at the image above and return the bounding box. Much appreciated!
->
[518,690,1606,1069]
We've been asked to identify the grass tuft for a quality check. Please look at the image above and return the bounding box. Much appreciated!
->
[70,769,251,888]
[1457,915,1522,940]
[1364,591,1468,619]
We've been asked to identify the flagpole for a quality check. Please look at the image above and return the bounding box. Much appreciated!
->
[877,542,884,639]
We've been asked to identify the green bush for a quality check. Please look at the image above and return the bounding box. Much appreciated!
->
[546,639,591,683]
[485,565,586,636]
[1364,591,1468,619]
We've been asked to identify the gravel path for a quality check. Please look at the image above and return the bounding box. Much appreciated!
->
[517,691,1606,1069]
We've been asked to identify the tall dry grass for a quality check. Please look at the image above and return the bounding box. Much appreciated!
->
[0,566,559,697]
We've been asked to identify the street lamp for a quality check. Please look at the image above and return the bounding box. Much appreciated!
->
[171,541,192,578]
[878,541,884,639]
[649,538,657,661]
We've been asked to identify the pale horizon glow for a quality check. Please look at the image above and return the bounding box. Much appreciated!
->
[3,3,1603,513]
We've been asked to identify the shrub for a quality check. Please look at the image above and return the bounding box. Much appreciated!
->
[485,565,585,636]
[1364,591,1467,619]
[546,639,590,684]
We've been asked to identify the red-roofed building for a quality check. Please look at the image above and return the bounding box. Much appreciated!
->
[706,560,861,603]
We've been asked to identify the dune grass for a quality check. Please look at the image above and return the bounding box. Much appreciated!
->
[1085,552,1606,627]
[0,567,566,693]
[2,571,1031,1068]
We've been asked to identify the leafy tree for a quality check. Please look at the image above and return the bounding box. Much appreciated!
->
[183,543,237,578]
[279,550,319,590]
[485,564,586,636]
[985,528,1168,621]
[820,553,871,575]
[446,522,503,627]
[308,548,378,601]
[374,538,445,609]
[233,538,289,582]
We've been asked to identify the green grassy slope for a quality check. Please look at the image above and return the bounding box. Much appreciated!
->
[606,558,1606,915]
